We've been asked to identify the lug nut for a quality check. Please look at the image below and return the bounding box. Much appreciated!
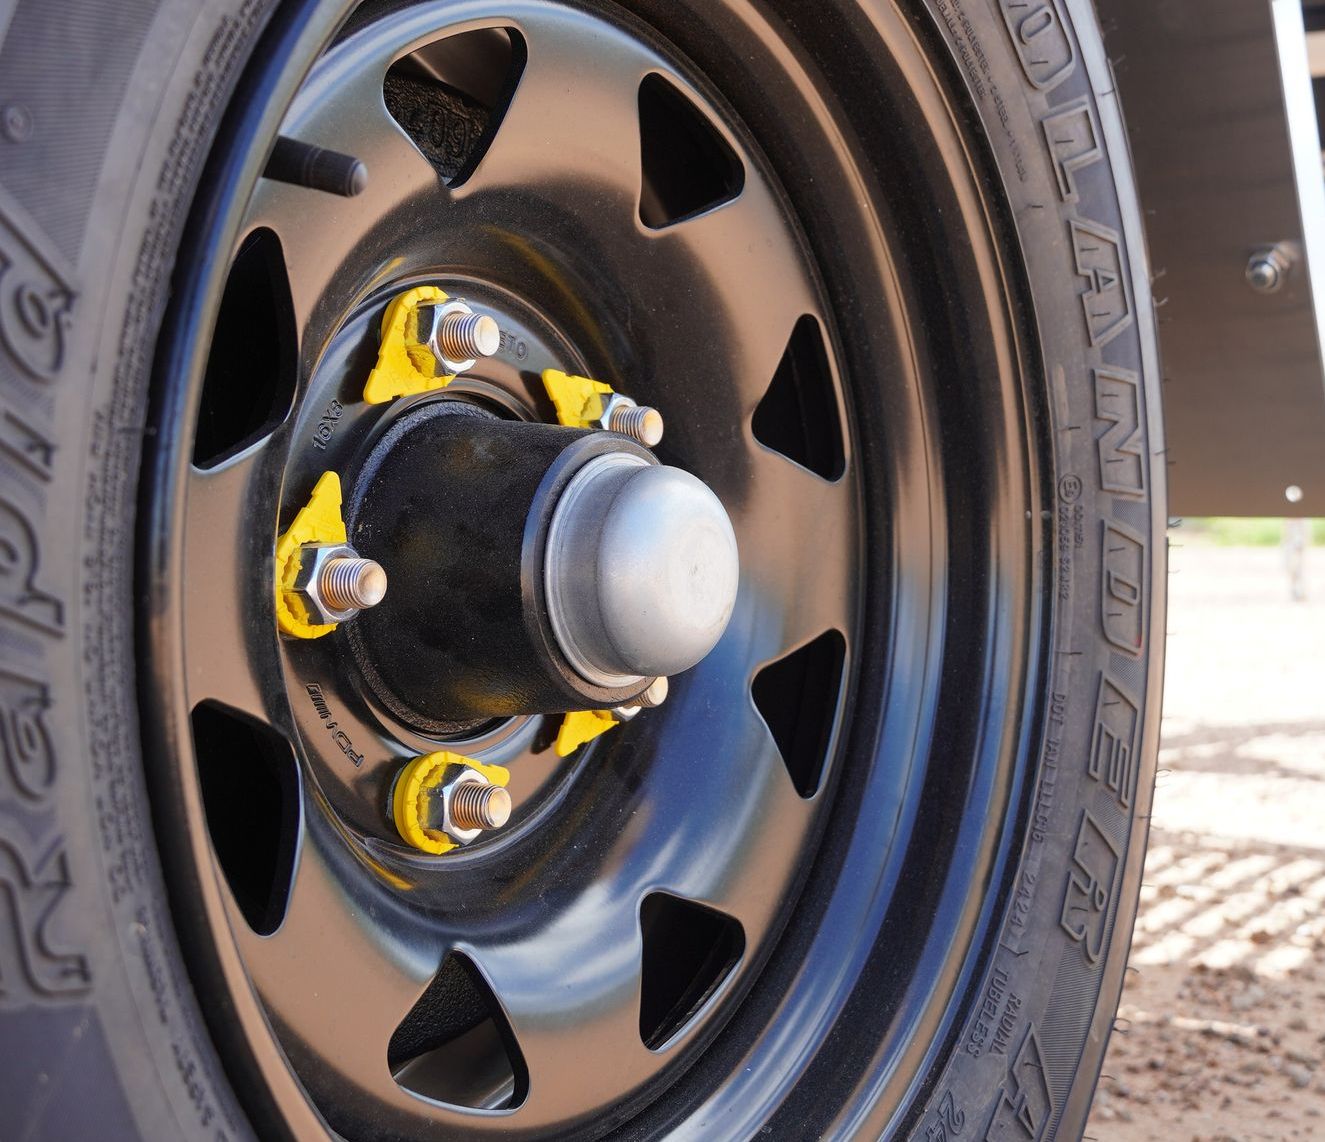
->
[393,753,512,854]
[448,782,512,831]
[319,556,388,611]
[291,543,386,625]
[607,401,664,447]
[434,309,500,363]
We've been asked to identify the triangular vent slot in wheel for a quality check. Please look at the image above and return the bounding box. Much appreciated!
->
[638,892,744,1050]
[191,701,300,935]
[384,27,526,186]
[389,952,527,1110]
[752,629,846,798]
[751,315,845,481]
[638,73,744,228]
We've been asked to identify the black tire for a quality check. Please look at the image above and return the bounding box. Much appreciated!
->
[0,0,1162,1139]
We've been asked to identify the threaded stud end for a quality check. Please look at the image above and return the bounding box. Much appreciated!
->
[435,311,500,363]
[608,403,664,447]
[320,557,388,611]
[636,676,668,708]
[449,782,512,831]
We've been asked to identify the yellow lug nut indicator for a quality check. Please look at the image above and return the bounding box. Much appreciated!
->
[274,471,387,638]
[542,368,615,428]
[554,710,619,758]
[364,285,452,404]
[274,471,349,639]
[363,285,501,405]
[553,679,669,757]
[542,368,665,446]
[393,752,513,855]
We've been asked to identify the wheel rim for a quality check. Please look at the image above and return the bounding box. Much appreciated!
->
[141,0,1048,1137]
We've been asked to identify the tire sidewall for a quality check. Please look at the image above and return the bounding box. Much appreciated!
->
[0,0,296,1137]
[904,0,1165,1137]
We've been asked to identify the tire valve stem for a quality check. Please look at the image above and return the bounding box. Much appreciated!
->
[263,135,368,197]
[448,783,512,831]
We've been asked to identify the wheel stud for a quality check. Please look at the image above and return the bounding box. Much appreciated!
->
[605,399,664,447]
[614,676,668,720]
[417,301,501,374]
[289,541,388,628]
[448,782,512,831]
[636,676,669,707]
[542,370,665,448]
[319,555,388,612]
[433,309,500,362]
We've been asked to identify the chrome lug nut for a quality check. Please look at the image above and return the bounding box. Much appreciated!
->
[393,753,512,853]
[292,543,388,625]
[597,392,664,447]
[418,299,501,374]
[429,768,511,844]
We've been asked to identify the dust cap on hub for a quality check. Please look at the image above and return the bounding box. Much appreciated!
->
[545,455,740,687]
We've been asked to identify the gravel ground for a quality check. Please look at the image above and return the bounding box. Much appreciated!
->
[1084,541,1325,1141]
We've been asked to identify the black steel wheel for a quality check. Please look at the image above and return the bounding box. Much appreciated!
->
[0,0,1163,1139]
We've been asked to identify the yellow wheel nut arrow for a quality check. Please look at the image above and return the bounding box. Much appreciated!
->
[363,285,453,405]
[542,368,613,428]
[554,709,619,757]
[274,471,348,640]
[393,752,512,855]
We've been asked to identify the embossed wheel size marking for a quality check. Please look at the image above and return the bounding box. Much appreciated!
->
[116,0,1165,1138]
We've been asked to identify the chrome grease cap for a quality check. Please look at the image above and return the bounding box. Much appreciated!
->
[544,453,740,688]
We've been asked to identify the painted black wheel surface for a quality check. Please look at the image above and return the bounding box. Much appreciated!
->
[0,0,1162,1139]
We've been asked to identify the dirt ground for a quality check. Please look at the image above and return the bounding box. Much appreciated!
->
[1084,541,1325,1141]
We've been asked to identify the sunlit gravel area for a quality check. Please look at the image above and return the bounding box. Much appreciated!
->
[1085,541,1325,1141]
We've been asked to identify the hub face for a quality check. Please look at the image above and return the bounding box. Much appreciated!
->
[345,381,738,725]
[345,401,664,728]
[276,276,593,846]
[273,273,740,849]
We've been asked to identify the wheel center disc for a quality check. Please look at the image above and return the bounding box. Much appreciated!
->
[544,451,740,684]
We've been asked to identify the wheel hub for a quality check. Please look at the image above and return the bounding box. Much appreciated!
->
[344,391,739,726]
